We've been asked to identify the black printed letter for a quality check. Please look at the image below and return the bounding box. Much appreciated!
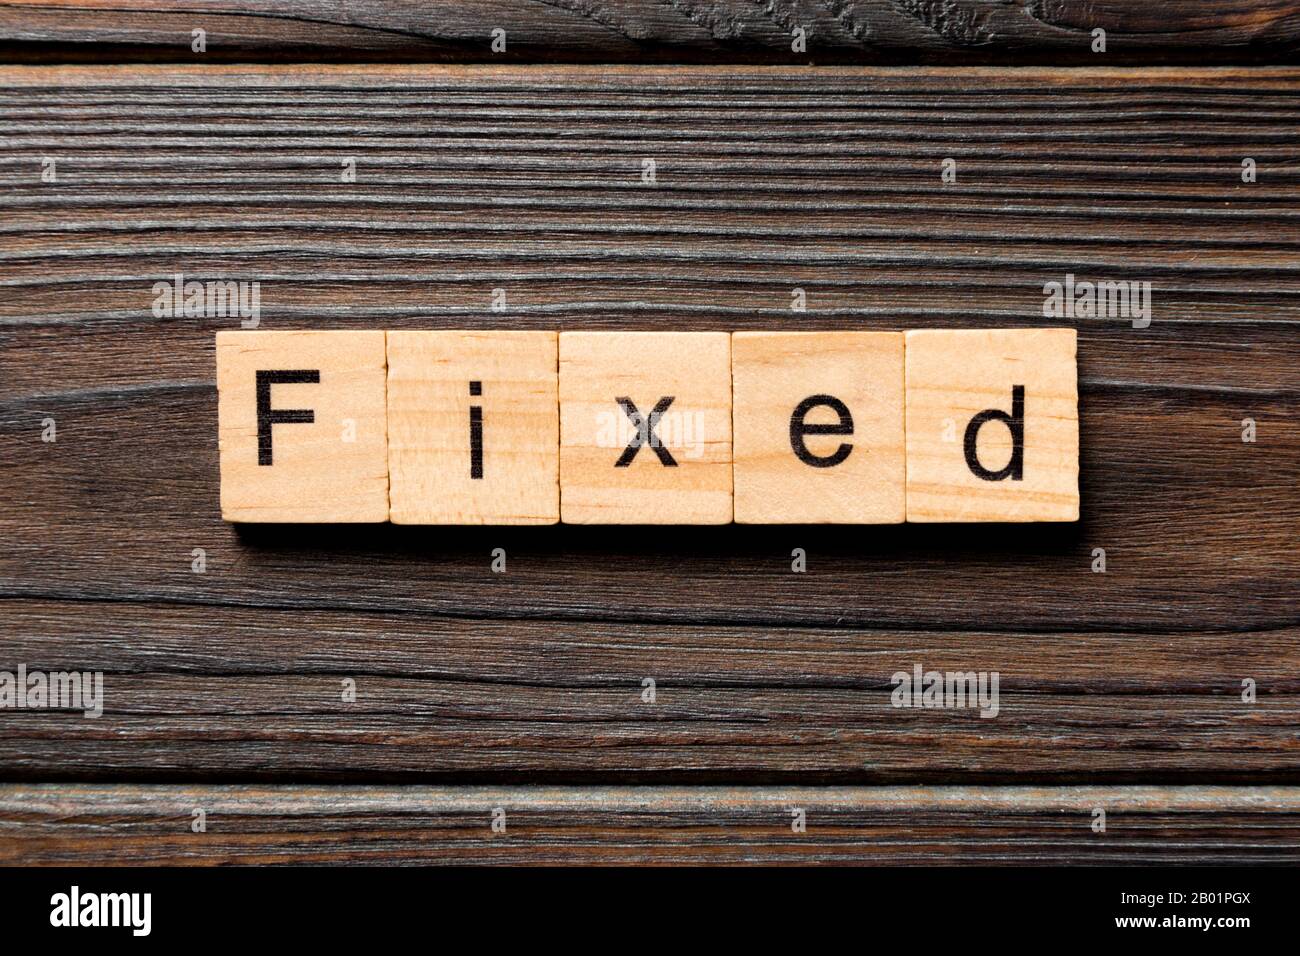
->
[256,370,319,466]
[615,396,676,467]
[469,380,483,479]
[963,385,1024,481]
[789,394,854,468]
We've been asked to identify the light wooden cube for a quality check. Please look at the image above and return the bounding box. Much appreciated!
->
[732,331,904,524]
[387,330,559,525]
[905,328,1079,522]
[559,331,732,524]
[217,330,389,522]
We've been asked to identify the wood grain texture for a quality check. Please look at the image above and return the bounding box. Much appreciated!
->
[0,66,1297,786]
[1,1,1299,65]
[3,784,1298,864]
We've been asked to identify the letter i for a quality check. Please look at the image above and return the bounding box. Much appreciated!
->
[469,381,483,479]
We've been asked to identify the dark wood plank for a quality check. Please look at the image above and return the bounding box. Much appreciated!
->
[1,1,1299,65]
[4,784,1298,864]
[0,66,1297,782]
[2,598,1299,781]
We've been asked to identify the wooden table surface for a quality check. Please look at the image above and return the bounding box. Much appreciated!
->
[0,4,1297,865]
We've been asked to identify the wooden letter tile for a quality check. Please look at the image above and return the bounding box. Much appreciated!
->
[905,328,1079,522]
[386,330,559,524]
[732,331,904,524]
[217,330,389,522]
[559,332,732,524]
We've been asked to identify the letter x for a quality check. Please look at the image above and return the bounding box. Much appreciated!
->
[614,396,677,467]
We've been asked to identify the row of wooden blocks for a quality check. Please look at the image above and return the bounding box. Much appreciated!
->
[216,329,1079,524]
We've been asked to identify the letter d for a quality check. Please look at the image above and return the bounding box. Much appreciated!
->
[963,386,1024,481]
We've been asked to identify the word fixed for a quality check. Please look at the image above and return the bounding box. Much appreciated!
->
[215,328,1079,524]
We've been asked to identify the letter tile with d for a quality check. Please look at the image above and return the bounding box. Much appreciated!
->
[904,328,1079,522]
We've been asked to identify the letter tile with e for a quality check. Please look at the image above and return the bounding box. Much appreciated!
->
[559,331,732,524]
[216,330,389,522]
[904,328,1079,522]
[732,331,904,523]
